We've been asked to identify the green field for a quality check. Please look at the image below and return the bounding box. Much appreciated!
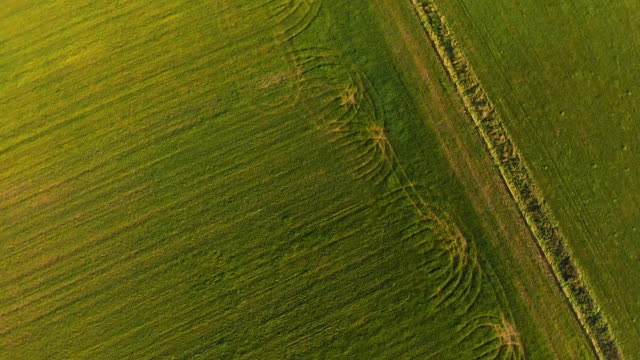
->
[0,0,623,359]
[433,0,640,356]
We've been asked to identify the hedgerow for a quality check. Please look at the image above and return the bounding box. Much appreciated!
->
[410,1,620,358]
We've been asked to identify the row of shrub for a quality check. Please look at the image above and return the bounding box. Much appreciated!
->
[410,0,619,358]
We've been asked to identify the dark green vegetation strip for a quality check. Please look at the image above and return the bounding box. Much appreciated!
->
[409,0,620,358]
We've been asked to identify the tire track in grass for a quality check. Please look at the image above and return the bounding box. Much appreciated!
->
[289,43,520,357]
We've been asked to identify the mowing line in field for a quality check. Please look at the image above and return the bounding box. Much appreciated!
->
[287,44,524,357]
[408,0,620,358]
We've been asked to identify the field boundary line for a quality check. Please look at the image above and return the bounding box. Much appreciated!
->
[408,0,620,358]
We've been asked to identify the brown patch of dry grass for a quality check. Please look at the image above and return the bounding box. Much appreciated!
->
[490,314,524,358]
[367,123,388,155]
[340,85,358,107]
[257,69,297,89]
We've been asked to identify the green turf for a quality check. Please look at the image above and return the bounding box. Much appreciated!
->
[434,0,640,356]
[0,1,596,358]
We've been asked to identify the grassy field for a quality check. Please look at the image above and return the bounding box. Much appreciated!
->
[434,0,640,357]
[0,0,601,358]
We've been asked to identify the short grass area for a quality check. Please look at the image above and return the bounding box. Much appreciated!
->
[0,1,597,358]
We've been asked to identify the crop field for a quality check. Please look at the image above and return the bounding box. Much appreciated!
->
[433,0,640,357]
[0,0,624,359]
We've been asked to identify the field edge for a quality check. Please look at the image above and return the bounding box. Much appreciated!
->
[407,0,620,358]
